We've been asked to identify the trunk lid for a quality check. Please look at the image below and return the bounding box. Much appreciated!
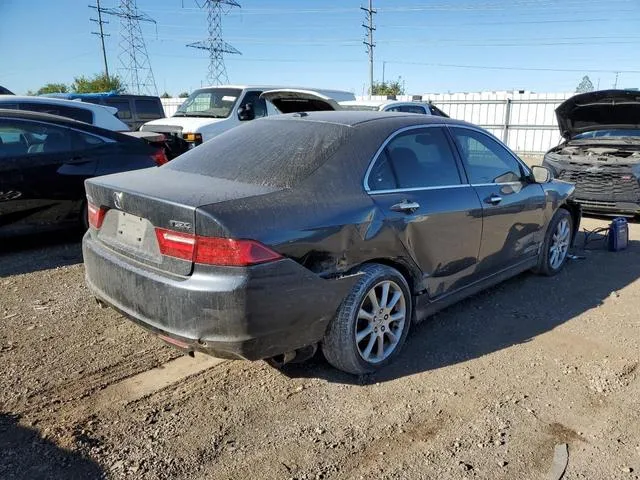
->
[260,89,341,113]
[556,89,640,139]
[85,168,278,276]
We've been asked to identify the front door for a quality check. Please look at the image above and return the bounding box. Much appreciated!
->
[0,118,98,234]
[448,126,546,276]
[366,126,483,298]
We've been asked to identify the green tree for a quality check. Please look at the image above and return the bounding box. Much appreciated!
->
[160,91,171,98]
[371,78,405,96]
[71,73,125,94]
[36,83,69,95]
[178,91,189,98]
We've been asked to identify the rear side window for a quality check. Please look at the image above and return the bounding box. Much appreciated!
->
[18,102,93,124]
[134,99,164,120]
[367,127,461,191]
[168,119,351,188]
[105,99,132,120]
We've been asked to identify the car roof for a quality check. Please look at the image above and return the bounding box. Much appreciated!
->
[43,92,160,100]
[0,108,122,136]
[264,110,468,128]
[340,99,427,108]
[0,95,116,113]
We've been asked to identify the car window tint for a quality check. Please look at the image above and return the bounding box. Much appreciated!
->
[429,105,449,117]
[389,105,427,114]
[17,102,93,124]
[105,99,132,120]
[450,127,522,184]
[367,127,461,190]
[0,120,75,157]
[239,91,267,118]
[134,99,163,120]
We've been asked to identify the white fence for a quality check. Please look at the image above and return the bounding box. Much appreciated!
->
[161,90,574,156]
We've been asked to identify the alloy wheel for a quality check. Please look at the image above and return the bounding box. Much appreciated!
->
[355,280,406,363]
[549,217,570,269]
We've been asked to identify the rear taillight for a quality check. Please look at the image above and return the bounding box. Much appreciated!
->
[152,148,169,166]
[87,202,107,229]
[154,228,281,266]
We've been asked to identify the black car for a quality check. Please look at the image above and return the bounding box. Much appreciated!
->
[543,89,640,216]
[83,111,580,374]
[0,109,168,236]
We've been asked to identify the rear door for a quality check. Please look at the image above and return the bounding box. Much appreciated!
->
[365,125,483,298]
[0,118,100,232]
[448,126,545,275]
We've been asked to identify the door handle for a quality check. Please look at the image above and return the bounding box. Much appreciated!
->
[487,194,503,205]
[390,200,420,213]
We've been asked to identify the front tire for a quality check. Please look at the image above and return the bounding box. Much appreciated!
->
[322,264,412,375]
[534,208,573,276]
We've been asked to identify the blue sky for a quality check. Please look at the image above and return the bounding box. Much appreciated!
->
[1,0,640,96]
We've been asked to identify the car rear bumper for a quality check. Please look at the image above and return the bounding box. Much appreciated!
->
[83,232,358,360]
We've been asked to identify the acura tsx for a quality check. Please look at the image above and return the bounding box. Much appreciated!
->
[83,111,580,374]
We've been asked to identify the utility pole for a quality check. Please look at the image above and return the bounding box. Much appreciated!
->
[89,0,110,82]
[187,0,241,86]
[96,0,158,95]
[361,0,376,96]
[382,60,386,84]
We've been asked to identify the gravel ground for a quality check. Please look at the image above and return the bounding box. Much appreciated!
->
[1,218,639,480]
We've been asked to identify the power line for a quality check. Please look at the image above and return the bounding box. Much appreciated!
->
[187,0,241,86]
[89,0,111,81]
[361,0,376,95]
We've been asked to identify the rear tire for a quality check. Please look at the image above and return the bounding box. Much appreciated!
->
[322,264,412,375]
[534,208,573,276]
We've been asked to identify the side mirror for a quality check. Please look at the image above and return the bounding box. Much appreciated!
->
[531,165,552,184]
[238,103,255,121]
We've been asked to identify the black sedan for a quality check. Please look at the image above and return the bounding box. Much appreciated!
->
[0,109,167,236]
[83,111,580,374]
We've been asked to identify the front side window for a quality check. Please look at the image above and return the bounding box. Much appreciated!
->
[18,102,93,124]
[134,99,163,120]
[238,91,267,118]
[105,99,132,120]
[175,88,242,118]
[367,127,461,191]
[450,127,523,184]
[0,120,104,158]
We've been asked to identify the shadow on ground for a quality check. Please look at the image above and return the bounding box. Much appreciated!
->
[279,233,640,384]
[0,230,83,277]
[0,413,104,480]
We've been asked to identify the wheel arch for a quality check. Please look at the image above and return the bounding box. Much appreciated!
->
[560,200,581,246]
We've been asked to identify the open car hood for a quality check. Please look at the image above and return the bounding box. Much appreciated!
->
[260,89,341,114]
[556,89,640,139]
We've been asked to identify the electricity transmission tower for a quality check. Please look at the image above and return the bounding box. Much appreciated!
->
[361,0,376,96]
[95,0,158,95]
[187,0,241,86]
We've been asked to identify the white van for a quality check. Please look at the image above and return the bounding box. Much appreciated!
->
[141,85,355,151]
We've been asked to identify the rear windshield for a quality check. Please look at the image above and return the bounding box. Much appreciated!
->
[18,102,93,124]
[167,118,351,188]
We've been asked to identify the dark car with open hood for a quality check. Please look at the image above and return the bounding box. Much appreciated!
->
[83,111,580,374]
[543,89,640,216]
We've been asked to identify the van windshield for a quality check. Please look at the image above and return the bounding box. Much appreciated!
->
[174,88,242,118]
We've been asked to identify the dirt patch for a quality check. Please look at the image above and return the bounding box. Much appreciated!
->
[1,217,640,479]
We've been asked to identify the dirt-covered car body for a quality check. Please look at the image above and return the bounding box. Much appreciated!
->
[83,111,579,365]
[543,89,640,215]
